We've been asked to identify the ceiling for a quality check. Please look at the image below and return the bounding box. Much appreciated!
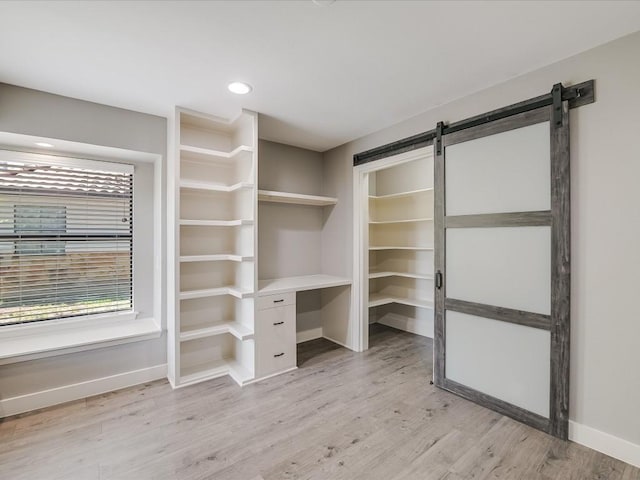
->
[1,1,640,152]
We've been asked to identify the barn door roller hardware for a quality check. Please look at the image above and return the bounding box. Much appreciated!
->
[353,80,594,166]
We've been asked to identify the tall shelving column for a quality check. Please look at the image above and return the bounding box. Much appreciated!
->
[168,108,257,388]
[368,157,435,337]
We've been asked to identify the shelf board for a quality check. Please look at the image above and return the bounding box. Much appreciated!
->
[180,358,253,387]
[180,359,230,386]
[369,217,433,224]
[368,293,434,309]
[369,246,434,251]
[179,286,253,301]
[228,360,253,386]
[180,180,253,193]
[179,219,253,227]
[180,144,253,160]
[369,271,434,280]
[369,187,434,200]
[258,190,337,206]
[179,254,253,263]
[180,321,253,342]
[259,274,352,296]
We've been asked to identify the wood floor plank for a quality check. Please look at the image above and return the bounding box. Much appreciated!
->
[0,324,637,480]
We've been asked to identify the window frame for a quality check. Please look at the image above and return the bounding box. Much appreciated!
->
[0,144,162,365]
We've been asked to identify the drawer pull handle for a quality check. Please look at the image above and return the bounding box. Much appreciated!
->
[273,299,285,303]
[273,321,284,325]
[274,352,285,358]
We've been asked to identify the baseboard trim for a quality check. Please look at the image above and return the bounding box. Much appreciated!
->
[0,364,167,418]
[296,327,323,344]
[248,366,298,385]
[569,420,640,468]
[378,312,434,339]
[322,335,354,351]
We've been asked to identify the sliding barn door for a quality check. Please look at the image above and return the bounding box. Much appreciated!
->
[433,103,570,438]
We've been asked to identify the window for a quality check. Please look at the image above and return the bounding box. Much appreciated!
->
[0,154,134,326]
[14,204,67,255]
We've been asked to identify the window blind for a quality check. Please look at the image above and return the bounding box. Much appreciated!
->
[0,152,134,326]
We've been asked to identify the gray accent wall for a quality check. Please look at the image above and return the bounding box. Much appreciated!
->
[0,83,167,399]
[325,31,640,447]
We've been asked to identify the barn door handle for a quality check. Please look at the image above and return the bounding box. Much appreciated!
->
[435,271,443,290]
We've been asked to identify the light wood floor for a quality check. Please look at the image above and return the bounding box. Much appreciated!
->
[1,325,638,480]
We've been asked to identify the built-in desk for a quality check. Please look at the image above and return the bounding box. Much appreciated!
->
[258,274,352,296]
[254,274,353,381]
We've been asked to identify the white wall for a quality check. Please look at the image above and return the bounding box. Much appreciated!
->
[0,84,167,402]
[323,31,640,463]
[258,140,324,280]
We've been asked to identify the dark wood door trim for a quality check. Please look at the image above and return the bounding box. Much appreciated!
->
[443,107,549,147]
[445,298,551,331]
[441,378,551,433]
[549,100,571,439]
[445,211,551,228]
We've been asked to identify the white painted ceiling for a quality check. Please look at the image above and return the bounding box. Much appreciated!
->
[1,1,640,152]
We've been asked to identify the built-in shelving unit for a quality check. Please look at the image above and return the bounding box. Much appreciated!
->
[368,293,434,309]
[368,271,434,280]
[168,108,258,388]
[258,189,338,206]
[368,155,435,338]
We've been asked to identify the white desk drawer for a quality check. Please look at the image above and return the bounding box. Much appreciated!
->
[255,303,296,377]
[257,292,295,310]
[256,338,296,377]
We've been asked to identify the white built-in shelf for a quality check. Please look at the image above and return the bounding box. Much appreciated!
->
[258,190,338,207]
[368,293,434,309]
[180,359,252,387]
[180,321,253,342]
[369,271,434,280]
[179,254,253,263]
[369,217,433,224]
[180,144,253,160]
[369,187,434,200]
[180,180,253,193]
[258,274,352,296]
[179,219,253,227]
[179,286,253,301]
[369,246,434,251]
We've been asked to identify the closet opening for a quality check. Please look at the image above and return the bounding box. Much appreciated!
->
[354,147,434,350]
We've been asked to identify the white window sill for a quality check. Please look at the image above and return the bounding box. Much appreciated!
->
[0,313,162,365]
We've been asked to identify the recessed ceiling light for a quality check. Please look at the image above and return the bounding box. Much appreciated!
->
[35,142,54,148]
[227,82,252,95]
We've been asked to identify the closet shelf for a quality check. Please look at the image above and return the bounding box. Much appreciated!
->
[258,274,352,295]
[180,144,253,159]
[180,321,254,342]
[369,271,434,280]
[368,294,434,309]
[369,187,434,200]
[180,180,253,193]
[179,254,254,263]
[179,286,253,301]
[369,217,433,224]
[258,190,338,206]
[369,246,434,251]
[179,219,253,227]
[180,359,252,387]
